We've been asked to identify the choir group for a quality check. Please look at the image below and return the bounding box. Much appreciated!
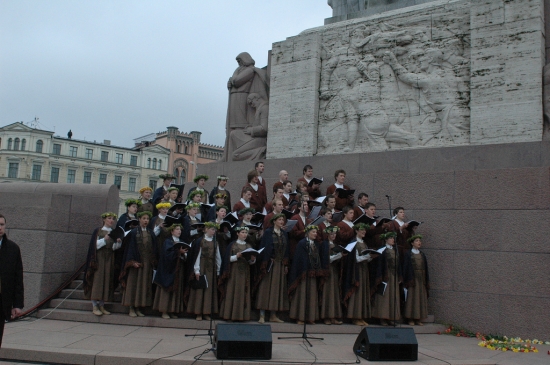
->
[83,163,429,326]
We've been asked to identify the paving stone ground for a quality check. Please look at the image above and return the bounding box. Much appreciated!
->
[1,318,549,365]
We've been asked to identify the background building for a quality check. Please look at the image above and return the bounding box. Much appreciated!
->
[0,121,170,213]
[134,126,223,185]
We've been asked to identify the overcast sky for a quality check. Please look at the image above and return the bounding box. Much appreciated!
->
[0,0,331,148]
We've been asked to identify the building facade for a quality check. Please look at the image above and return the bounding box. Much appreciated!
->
[134,126,224,185]
[0,122,170,214]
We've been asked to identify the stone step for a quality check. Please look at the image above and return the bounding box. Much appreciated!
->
[58,289,85,300]
[48,295,435,324]
[68,280,83,289]
[57,289,122,302]
[49,298,128,314]
[35,308,444,335]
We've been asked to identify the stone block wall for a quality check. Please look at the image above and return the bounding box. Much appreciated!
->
[199,140,550,339]
[0,183,119,310]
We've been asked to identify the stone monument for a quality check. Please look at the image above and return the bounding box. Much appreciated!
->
[206,0,550,340]
[224,52,270,161]
[267,0,545,158]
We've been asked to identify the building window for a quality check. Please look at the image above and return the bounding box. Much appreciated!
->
[158,159,162,170]
[152,158,157,169]
[147,158,151,168]
[67,169,76,183]
[21,139,26,151]
[85,148,93,159]
[69,146,78,157]
[14,138,20,151]
[36,140,43,153]
[184,145,188,154]
[115,153,123,164]
[83,171,92,184]
[149,180,157,190]
[177,145,181,153]
[129,177,136,192]
[180,169,186,184]
[31,165,42,180]
[50,167,60,183]
[114,175,122,189]
[130,155,138,166]
[8,138,13,150]
[99,173,107,184]
[101,151,109,162]
[8,163,19,178]
[53,143,61,155]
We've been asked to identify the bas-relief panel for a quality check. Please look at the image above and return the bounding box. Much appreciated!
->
[317,14,471,155]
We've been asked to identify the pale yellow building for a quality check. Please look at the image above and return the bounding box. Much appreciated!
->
[0,121,170,214]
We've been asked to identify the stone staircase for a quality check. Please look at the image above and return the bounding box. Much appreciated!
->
[36,271,445,334]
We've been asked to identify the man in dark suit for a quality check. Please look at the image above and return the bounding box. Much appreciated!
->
[0,213,24,347]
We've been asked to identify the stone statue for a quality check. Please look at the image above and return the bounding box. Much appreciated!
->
[227,93,268,161]
[327,0,365,17]
[327,1,439,18]
[224,52,269,161]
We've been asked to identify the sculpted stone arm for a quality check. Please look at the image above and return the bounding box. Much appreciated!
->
[356,58,378,82]
[320,55,340,99]
[229,67,255,89]
[351,33,375,50]
[383,51,428,89]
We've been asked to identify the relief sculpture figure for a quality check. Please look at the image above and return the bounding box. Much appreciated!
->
[224,52,269,161]
[383,50,469,144]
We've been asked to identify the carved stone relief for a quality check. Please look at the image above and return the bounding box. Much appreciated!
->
[317,21,470,154]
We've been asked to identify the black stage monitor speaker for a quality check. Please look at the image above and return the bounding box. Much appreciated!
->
[214,323,272,360]
[353,327,418,361]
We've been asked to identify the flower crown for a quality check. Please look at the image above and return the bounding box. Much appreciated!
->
[204,222,220,229]
[239,208,256,216]
[324,226,340,234]
[407,234,423,243]
[168,223,182,231]
[137,211,152,218]
[125,198,142,207]
[270,213,286,222]
[193,174,209,183]
[353,223,370,231]
[189,190,204,197]
[380,231,397,240]
[156,202,172,210]
[186,202,201,210]
[304,225,319,233]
